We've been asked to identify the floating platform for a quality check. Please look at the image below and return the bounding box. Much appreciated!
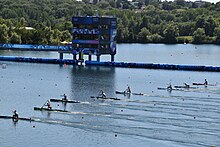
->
[85,61,220,72]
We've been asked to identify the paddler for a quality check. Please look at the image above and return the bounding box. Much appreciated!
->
[125,85,131,93]
[204,79,208,86]
[167,83,172,91]
[62,94,67,100]
[46,101,52,109]
[99,90,106,98]
[13,110,19,119]
[184,83,190,88]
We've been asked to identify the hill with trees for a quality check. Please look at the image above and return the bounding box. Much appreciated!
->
[0,0,220,44]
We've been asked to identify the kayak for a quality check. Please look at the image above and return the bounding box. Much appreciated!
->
[115,91,131,95]
[90,96,120,100]
[0,115,33,121]
[157,87,183,91]
[193,83,217,86]
[50,98,80,103]
[115,91,144,96]
[34,107,68,112]
[193,83,205,85]
[174,85,197,89]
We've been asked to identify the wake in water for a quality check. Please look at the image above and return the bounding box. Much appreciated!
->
[28,88,220,147]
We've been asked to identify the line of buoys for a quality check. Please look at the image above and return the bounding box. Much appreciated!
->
[0,56,77,65]
[1,56,220,72]
[85,61,220,72]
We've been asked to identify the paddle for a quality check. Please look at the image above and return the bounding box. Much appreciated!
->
[41,100,49,108]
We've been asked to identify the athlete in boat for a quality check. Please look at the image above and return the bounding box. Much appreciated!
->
[184,83,190,88]
[13,110,19,119]
[167,83,172,90]
[99,90,106,98]
[125,85,131,94]
[204,79,208,86]
[46,101,52,109]
[62,94,67,100]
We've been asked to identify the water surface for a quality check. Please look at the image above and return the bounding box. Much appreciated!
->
[0,44,220,147]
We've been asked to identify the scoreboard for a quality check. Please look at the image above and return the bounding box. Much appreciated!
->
[72,16,117,56]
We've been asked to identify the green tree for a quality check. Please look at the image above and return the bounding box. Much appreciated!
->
[1,8,18,19]
[195,16,206,28]
[109,0,116,8]
[150,34,163,43]
[214,26,220,44]
[10,32,22,44]
[44,27,54,44]
[153,15,162,25]
[21,30,35,44]
[163,24,179,43]
[51,29,62,45]
[0,24,9,43]
[138,27,151,42]
[140,16,152,29]
[120,27,130,42]
[192,28,206,43]
[204,16,217,36]
[61,30,71,42]
[175,0,186,7]
[177,22,195,36]
[19,17,27,27]
[97,1,111,9]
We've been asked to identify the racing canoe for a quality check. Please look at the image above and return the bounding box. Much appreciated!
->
[115,91,144,95]
[193,83,217,86]
[34,107,68,112]
[174,85,197,89]
[90,96,120,100]
[0,115,32,121]
[157,87,183,91]
[50,98,80,103]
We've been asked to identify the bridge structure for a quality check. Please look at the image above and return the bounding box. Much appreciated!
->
[0,43,108,64]
[0,43,77,61]
[0,43,88,65]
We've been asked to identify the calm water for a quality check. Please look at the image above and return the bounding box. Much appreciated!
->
[0,44,220,147]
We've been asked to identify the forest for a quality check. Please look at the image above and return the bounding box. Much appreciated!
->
[0,0,220,45]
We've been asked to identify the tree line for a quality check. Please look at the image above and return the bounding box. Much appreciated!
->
[0,0,220,45]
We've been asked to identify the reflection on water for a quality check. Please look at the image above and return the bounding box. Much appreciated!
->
[68,66,117,127]
[70,66,116,101]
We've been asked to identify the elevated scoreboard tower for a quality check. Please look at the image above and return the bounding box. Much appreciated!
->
[72,16,117,62]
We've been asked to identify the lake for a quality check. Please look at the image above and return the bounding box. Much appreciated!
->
[0,44,220,147]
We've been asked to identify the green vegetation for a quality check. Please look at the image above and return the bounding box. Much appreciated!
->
[0,0,220,44]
